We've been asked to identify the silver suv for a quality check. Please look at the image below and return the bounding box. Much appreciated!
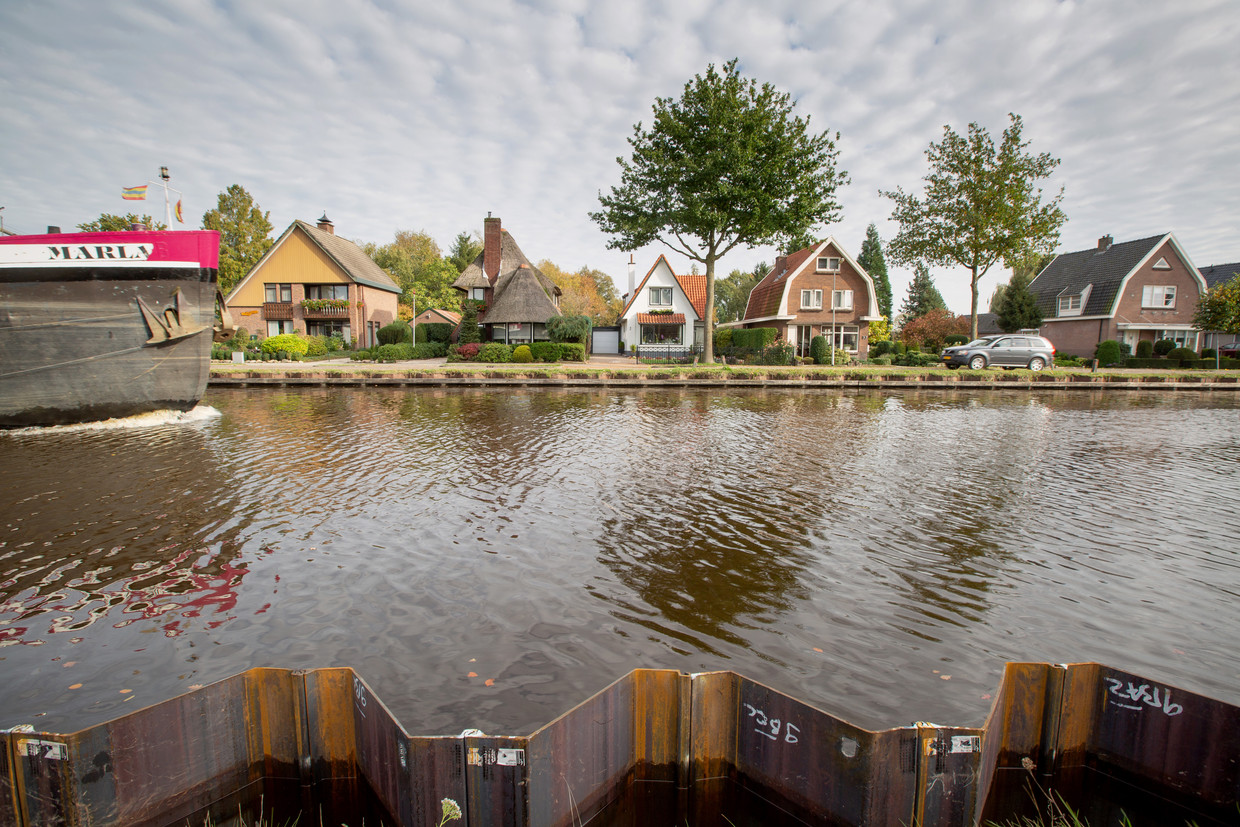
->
[943,334,1056,371]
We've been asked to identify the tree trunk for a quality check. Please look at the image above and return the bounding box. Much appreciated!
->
[704,255,717,364]
[969,265,981,340]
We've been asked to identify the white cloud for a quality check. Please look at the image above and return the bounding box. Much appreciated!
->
[1,0,1237,312]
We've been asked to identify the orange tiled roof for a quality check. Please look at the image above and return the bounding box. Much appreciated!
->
[743,247,819,319]
[638,312,685,324]
[674,273,708,319]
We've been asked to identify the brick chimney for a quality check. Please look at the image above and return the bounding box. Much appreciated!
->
[317,213,335,235]
[483,213,502,285]
[1097,234,1112,251]
[775,255,787,276]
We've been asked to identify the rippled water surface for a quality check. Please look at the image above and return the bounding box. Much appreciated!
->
[2,387,1238,736]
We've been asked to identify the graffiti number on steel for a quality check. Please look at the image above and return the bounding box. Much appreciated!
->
[353,676,368,718]
[1104,678,1183,716]
[743,703,800,744]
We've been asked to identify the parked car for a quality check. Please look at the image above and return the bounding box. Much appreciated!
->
[942,334,1056,371]
[1218,341,1240,359]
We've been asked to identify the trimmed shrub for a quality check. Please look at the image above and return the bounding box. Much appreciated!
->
[530,341,561,362]
[511,345,533,363]
[1202,348,1217,360]
[868,356,893,366]
[1124,358,1164,369]
[1166,347,1197,364]
[714,328,733,350]
[731,327,778,350]
[452,343,481,361]
[559,343,586,362]
[304,335,328,358]
[377,320,412,345]
[1153,338,1176,356]
[944,334,969,346]
[410,342,447,359]
[898,351,940,367]
[1095,339,1123,365]
[260,334,309,357]
[375,343,414,362]
[809,335,829,364]
[416,322,454,344]
[870,340,895,357]
[350,349,371,361]
[905,342,921,353]
[476,342,512,363]
[1136,340,1154,358]
[547,315,592,344]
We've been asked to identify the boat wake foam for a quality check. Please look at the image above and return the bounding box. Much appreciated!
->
[2,405,221,435]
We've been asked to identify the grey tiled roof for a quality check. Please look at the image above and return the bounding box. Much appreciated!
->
[1198,262,1240,289]
[485,265,561,324]
[295,221,402,294]
[1029,234,1166,317]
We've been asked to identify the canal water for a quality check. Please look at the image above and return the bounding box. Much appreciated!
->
[2,387,1238,739]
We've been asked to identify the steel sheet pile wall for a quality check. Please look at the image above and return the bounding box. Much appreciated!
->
[3,662,1237,826]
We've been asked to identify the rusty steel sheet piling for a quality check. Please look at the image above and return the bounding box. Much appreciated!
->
[3,662,1238,826]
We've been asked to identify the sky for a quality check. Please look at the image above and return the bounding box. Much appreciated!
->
[2,0,1238,315]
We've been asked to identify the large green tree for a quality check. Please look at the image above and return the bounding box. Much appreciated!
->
[714,261,766,323]
[538,260,623,324]
[590,58,848,363]
[1194,273,1240,338]
[898,262,947,323]
[447,231,483,273]
[881,113,1065,340]
[990,267,1044,333]
[77,212,167,232]
[361,230,460,315]
[856,223,892,320]
[201,185,274,294]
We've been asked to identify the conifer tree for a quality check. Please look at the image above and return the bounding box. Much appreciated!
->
[857,224,892,320]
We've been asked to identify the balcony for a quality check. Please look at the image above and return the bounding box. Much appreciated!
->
[262,302,294,320]
[301,305,351,320]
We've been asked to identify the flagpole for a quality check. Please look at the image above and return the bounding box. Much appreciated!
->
[159,167,171,228]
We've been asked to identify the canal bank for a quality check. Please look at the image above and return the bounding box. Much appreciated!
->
[210,355,1240,391]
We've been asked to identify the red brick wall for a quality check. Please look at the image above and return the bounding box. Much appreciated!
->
[483,217,502,283]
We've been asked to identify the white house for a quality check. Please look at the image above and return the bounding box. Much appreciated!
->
[618,255,707,354]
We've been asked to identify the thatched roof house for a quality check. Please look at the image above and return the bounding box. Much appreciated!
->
[451,215,561,344]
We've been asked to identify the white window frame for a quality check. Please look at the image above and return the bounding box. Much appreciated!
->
[832,289,853,311]
[816,256,841,273]
[649,286,673,306]
[1142,285,1176,308]
[266,320,293,336]
[800,289,823,310]
[471,287,486,301]
[823,324,859,352]
[1058,294,1082,314]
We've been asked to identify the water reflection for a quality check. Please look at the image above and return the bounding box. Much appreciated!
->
[1,387,1237,737]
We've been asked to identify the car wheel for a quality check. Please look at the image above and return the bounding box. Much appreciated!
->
[969,355,987,370]
[1028,357,1045,371]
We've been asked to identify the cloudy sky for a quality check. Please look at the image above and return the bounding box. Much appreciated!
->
[2,0,1237,313]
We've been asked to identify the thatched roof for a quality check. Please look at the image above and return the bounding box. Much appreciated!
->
[485,263,561,324]
[451,229,562,298]
[452,260,489,290]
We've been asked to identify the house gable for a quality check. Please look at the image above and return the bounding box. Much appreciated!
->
[620,255,702,321]
[743,238,880,323]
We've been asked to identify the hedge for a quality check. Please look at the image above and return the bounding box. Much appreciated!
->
[730,327,778,349]
[416,322,454,344]
[411,342,447,359]
[530,341,561,362]
[476,343,512,363]
[559,343,586,362]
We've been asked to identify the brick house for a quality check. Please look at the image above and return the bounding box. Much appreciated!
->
[1196,262,1240,352]
[735,238,880,357]
[617,254,707,354]
[450,215,561,345]
[224,215,402,348]
[1029,233,1208,356]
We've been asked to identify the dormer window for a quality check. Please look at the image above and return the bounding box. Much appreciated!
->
[1058,294,1081,313]
[471,287,486,301]
[816,256,841,273]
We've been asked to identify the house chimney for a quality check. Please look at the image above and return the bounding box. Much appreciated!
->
[775,255,787,276]
[317,213,335,235]
[483,214,502,284]
[627,254,636,299]
[1097,234,1112,251]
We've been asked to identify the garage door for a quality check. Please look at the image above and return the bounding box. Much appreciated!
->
[591,328,620,354]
